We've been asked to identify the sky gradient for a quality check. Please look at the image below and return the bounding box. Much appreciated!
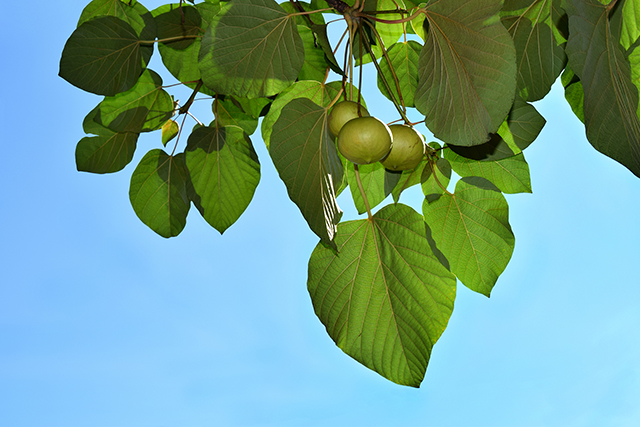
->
[1,1,640,426]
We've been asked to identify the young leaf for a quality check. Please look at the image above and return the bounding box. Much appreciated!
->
[415,0,517,146]
[92,69,174,133]
[185,125,261,234]
[76,132,139,174]
[565,0,640,177]
[308,203,457,387]
[129,149,190,238]
[377,41,421,108]
[423,177,515,296]
[501,0,568,101]
[161,119,179,146]
[59,16,149,96]
[270,98,343,247]
[198,0,305,98]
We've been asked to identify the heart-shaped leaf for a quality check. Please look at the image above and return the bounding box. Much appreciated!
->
[308,203,456,387]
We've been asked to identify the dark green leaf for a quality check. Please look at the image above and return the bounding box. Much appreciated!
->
[198,0,305,98]
[565,0,640,177]
[76,132,138,174]
[214,97,260,135]
[308,203,457,387]
[270,98,343,247]
[501,0,568,101]
[59,16,149,96]
[185,126,260,234]
[78,0,157,42]
[93,69,174,133]
[423,177,515,296]
[415,0,517,146]
[129,149,190,238]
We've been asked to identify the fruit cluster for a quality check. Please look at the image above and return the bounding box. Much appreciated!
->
[328,101,426,171]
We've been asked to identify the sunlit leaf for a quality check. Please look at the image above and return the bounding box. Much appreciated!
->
[198,0,305,98]
[214,97,260,135]
[421,157,451,203]
[345,162,390,215]
[185,125,260,234]
[308,203,456,387]
[270,98,343,247]
[60,16,150,96]
[378,41,421,108]
[161,119,179,146]
[93,69,174,133]
[423,177,515,296]
[129,149,190,238]
[415,0,517,146]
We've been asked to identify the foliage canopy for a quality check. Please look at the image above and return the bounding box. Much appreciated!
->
[60,0,640,387]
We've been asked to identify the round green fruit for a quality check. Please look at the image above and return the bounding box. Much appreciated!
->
[380,124,426,171]
[328,101,369,138]
[337,116,393,165]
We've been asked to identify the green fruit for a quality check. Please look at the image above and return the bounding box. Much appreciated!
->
[380,125,426,171]
[328,101,369,138]
[337,116,393,165]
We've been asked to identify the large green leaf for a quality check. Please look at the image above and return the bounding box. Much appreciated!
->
[565,0,640,177]
[415,0,517,146]
[270,98,343,247]
[423,177,515,296]
[92,69,174,133]
[377,41,421,108]
[501,0,568,101]
[129,149,190,238]
[60,16,150,96]
[76,132,139,174]
[198,0,305,98]
[444,149,532,194]
[308,203,457,387]
[185,125,261,234]
[78,0,157,42]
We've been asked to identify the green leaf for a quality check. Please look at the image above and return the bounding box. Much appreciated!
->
[78,0,157,42]
[415,0,517,146]
[92,69,174,133]
[391,162,428,203]
[152,3,220,89]
[421,157,452,203]
[129,149,190,238]
[161,119,179,146]
[501,0,568,101]
[446,96,545,161]
[185,126,261,234]
[423,177,515,296]
[270,98,343,247]
[308,203,457,387]
[76,132,139,174]
[565,0,640,177]
[261,81,350,149]
[59,16,150,96]
[378,41,421,108]
[198,0,305,98]
[346,162,389,215]
[561,66,585,122]
[444,149,532,194]
[214,97,260,135]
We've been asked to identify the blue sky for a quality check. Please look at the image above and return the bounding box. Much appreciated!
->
[1,1,640,426]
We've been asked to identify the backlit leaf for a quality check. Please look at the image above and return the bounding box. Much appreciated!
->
[76,132,139,174]
[378,41,421,108]
[423,177,515,296]
[308,203,456,387]
[185,125,261,234]
[129,149,190,238]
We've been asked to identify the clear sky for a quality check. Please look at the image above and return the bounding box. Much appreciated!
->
[1,1,640,426]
